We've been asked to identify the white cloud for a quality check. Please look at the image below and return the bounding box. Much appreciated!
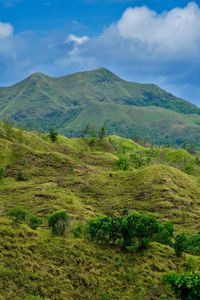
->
[66,34,90,45]
[0,21,13,39]
[117,2,200,54]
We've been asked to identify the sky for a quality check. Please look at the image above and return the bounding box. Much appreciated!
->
[0,0,200,105]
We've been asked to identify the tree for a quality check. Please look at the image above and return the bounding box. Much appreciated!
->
[156,221,174,246]
[8,207,27,224]
[164,272,200,300]
[48,210,69,235]
[116,157,129,171]
[174,233,189,257]
[121,213,161,251]
[86,215,122,245]
[49,128,58,143]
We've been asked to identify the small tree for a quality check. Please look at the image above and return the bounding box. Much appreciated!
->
[27,214,42,230]
[164,272,200,300]
[116,157,129,171]
[121,213,161,251]
[49,128,58,143]
[174,233,188,257]
[8,207,28,224]
[86,215,122,245]
[48,210,69,235]
[156,221,174,246]
[98,124,106,140]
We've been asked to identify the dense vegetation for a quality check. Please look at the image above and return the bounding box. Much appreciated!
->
[0,122,199,299]
[1,68,200,148]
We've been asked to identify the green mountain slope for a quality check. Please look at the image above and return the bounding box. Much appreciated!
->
[0,123,200,299]
[1,68,200,147]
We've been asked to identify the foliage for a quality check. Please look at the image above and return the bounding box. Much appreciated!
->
[86,215,123,245]
[48,210,69,235]
[130,152,151,169]
[8,207,28,224]
[187,233,200,256]
[86,213,173,252]
[164,272,200,300]
[174,234,189,257]
[0,167,5,179]
[49,128,58,143]
[15,171,29,181]
[121,213,161,251]
[27,214,42,230]
[173,232,200,256]
[116,157,130,171]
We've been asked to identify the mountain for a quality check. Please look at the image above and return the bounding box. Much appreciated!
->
[1,68,200,147]
[0,123,199,299]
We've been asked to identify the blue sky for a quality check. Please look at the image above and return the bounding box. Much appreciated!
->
[0,0,200,104]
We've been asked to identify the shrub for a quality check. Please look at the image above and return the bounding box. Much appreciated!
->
[86,213,164,252]
[73,224,83,238]
[130,152,151,169]
[49,128,58,143]
[8,207,28,224]
[15,171,29,181]
[156,221,174,246]
[0,167,5,179]
[86,215,123,245]
[164,272,200,300]
[174,233,189,257]
[121,213,161,251]
[116,157,129,171]
[48,210,69,235]
[187,233,200,255]
[27,214,42,230]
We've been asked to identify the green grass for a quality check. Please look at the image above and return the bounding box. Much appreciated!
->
[0,123,200,299]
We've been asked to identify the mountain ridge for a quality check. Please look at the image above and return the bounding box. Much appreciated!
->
[1,68,200,148]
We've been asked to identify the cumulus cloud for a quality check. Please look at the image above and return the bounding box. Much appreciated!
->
[0,21,13,39]
[1,2,200,104]
[117,2,200,55]
[66,34,90,45]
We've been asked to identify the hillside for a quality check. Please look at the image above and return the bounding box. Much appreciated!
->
[1,68,200,148]
[0,123,200,299]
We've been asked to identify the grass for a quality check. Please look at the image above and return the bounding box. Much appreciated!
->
[0,123,200,299]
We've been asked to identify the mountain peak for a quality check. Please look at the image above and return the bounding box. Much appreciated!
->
[90,67,121,82]
[27,72,48,80]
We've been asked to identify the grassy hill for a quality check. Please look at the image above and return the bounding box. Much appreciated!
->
[0,123,200,299]
[1,68,200,148]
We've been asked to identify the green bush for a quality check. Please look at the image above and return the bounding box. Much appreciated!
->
[173,232,200,256]
[130,152,151,169]
[86,213,169,252]
[116,157,129,171]
[0,167,5,179]
[48,210,69,235]
[86,215,123,245]
[174,233,189,257]
[27,214,42,230]
[8,207,28,224]
[15,171,29,181]
[187,233,200,255]
[156,221,174,246]
[49,128,58,143]
[164,272,200,300]
[121,213,161,251]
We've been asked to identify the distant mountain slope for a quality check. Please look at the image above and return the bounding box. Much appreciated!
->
[0,68,200,147]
